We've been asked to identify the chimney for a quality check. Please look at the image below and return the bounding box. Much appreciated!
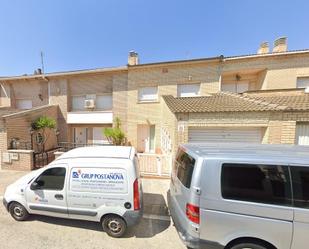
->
[128,51,139,66]
[34,68,42,75]
[257,42,269,54]
[273,37,287,53]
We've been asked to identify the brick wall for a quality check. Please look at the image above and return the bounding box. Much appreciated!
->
[1,52,309,155]
[4,105,58,152]
[49,79,69,142]
[2,150,34,171]
[172,110,309,146]
[8,79,49,108]
[127,61,221,149]
[113,72,128,133]
[223,53,309,89]
[0,82,11,107]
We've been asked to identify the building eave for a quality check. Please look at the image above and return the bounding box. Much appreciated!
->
[0,66,128,82]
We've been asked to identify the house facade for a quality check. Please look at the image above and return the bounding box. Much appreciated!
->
[1,38,309,173]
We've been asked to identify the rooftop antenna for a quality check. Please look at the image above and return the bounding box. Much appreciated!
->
[40,51,45,73]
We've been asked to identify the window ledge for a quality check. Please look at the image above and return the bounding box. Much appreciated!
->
[137,100,160,104]
[69,110,112,113]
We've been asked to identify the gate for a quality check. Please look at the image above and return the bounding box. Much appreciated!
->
[137,153,172,177]
[33,149,58,169]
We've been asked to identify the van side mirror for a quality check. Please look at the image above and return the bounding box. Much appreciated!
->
[30,180,44,190]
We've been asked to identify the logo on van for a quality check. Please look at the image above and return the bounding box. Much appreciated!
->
[72,169,124,181]
[72,169,82,179]
[72,172,79,178]
[81,173,124,180]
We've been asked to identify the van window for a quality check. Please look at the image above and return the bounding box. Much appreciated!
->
[175,150,196,188]
[291,166,309,208]
[221,163,292,206]
[35,167,66,191]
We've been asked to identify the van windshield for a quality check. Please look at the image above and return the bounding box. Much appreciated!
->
[175,149,195,188]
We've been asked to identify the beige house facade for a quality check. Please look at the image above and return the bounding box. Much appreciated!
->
[1,39,309,173]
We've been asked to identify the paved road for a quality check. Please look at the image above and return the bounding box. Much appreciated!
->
[0,170,185,249]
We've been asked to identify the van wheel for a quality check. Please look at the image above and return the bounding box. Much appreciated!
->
[229,243,269,249]
[102,215,127,238]
[9,202,29,221]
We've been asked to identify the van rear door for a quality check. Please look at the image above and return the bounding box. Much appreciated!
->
[290,166,309,249]
[170,148,198,225]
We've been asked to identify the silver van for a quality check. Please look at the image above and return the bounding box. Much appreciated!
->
[3,146,143,237]
[168,143,309,249]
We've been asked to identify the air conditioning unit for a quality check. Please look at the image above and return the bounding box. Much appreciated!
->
[84,99,95,109]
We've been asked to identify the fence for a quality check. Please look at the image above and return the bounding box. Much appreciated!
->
[137,153,172,177]
[33,148,59,169]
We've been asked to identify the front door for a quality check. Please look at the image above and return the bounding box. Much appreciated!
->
[74,127,87,144]
[137,124,155,153]
[26,165,68,218]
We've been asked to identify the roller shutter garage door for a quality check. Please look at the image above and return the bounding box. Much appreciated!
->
[296,123,309,145]
[188,127,262,143]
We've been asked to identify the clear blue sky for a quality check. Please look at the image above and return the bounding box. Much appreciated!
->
[0,0,308,76]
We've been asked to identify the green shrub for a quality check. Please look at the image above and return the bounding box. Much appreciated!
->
[103,117,126,145]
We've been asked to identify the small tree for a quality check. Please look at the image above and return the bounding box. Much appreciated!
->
[31,116,56,152]
[103,117,126,145]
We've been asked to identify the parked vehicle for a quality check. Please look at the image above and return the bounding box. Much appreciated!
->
[168,143,309,249]
[3,146,143,237]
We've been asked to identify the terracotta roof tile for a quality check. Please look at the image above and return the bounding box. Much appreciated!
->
[163,92,309,113]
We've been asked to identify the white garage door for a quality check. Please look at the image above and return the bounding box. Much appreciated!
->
[188,127,262,143]
[296,124,309,145]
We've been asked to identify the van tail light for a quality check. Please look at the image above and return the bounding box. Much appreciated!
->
[186,203,200,224]
[133,178,140,210]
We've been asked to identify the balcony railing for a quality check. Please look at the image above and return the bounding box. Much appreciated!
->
[9,140,32,150]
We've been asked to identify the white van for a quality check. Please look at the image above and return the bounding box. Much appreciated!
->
[3,146,143,237]
[168,143,309,249]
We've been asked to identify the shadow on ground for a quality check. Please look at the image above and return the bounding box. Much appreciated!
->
[26,192,171,238]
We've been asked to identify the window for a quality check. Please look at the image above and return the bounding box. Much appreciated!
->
[35,167,66,190]
[291,166,309,208]
[138,87,158,102]
[16,99,32,109]
[296,123,309,145]
[221,82,249,93]
[96,95,113,110]
[72,95,86,111]
[297,77,309,88]
[175,149,196,188]
[221,163,292,206]
[177,84,200,97]
[93,127,109,144]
